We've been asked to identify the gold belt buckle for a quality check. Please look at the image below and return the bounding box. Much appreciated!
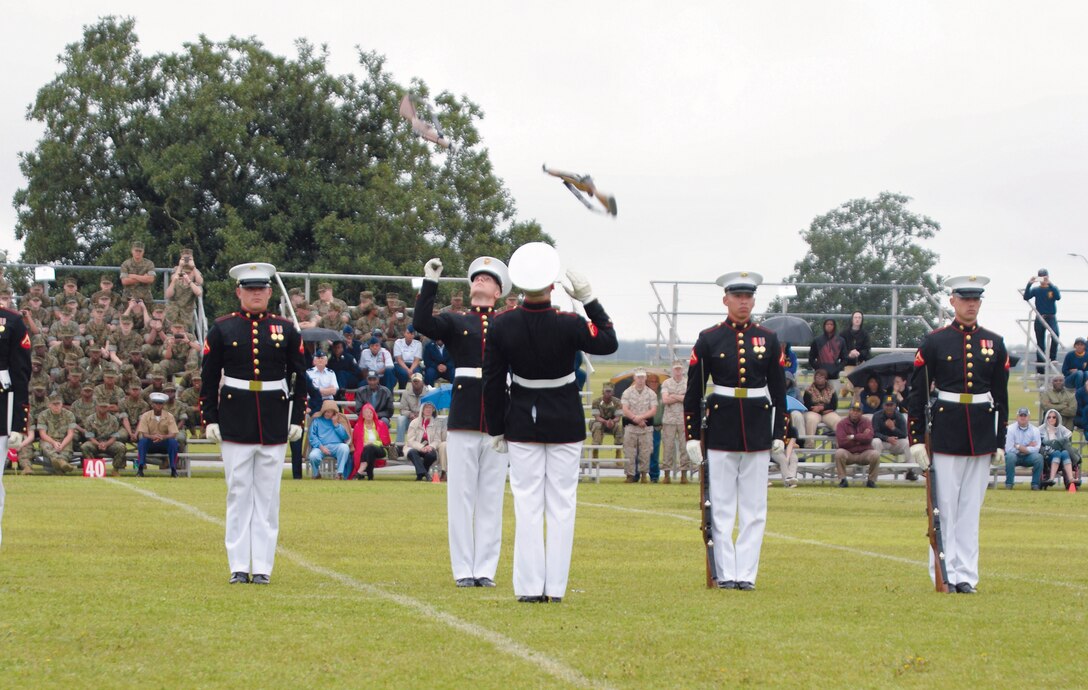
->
[958,393,973,404]
[734,388,748,398]
[248,380,262,392]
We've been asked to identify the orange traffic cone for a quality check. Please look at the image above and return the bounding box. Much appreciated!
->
[1068,482,1077,493]
[431,470,440,483]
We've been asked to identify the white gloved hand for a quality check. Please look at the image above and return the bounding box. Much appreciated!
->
[909,443,930,471]
[490,435,508,454]
[992,448,1005,466]
[205,423,221,443]
[288,424,303,443]
[686,439,703,464]
[771,440,785,455]
[8,431,24,447]
[424,258,443,281]
[563,269,594,304]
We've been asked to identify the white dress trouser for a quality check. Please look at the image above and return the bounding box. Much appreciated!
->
[0,437,7,549]
[707,449,770,584]
[929,453,989,588]
[508,441,581,598]
[446,431,508,581]
[222,441,286,575]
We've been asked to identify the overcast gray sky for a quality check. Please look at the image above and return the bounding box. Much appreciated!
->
[3,1,1087,350]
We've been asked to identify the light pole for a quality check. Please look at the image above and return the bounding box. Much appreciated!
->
[1069,252,1088,269]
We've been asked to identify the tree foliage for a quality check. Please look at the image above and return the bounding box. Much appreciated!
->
[768,192,942,348]
[14,17,548,314]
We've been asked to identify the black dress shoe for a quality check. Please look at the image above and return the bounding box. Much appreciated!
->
[456,577,476,588]
[251,574,270,585]
[229,572,250,584]
[136,466,145,477]
[905,469,919,481]
[837,478,848,488]
[736,581,756,591]
[474,577,496,588]
[547,596,562,603]
[865,480,877,488]
[717,580,737,590]
[955,582,976,594]
[517,595,545,603]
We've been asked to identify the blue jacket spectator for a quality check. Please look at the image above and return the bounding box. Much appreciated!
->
[328,340,361,391]
[1062,337,1088,390]
[423,337,455,385]
[1075,383,1088,432]
[307,400,352,479]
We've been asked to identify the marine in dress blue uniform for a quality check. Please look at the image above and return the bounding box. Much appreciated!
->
[200,263,307,584]
[0,308,31,549]
[413,255,511,588]
[683,272,788,591]
[483,243,618,602]
[908,275,1009,593]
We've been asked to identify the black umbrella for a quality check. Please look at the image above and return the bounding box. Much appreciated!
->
[301,327,345,343]
[760,316,813,345]
[846,352,916,388]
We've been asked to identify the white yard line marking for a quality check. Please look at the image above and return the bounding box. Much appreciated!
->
[580,501,1088,592]
[107,479,610,690]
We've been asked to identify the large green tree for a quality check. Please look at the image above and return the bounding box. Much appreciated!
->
[13,17,548,314]
[770,191,944,348]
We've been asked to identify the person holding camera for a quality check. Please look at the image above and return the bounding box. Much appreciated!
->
[165,248,203,330]
[120,241,156,304]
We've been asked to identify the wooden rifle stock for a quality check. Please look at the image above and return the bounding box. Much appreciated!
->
[924,390,951,593]
[699,395,717,588]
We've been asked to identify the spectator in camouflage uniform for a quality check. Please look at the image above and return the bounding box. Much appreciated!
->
[142,304,170,362]
[314,283,348,319]
[52,276,87,311]
[349,290,376,321]
[93,365,125,414]
[15,382,50,474]
[141,366,167,403]
[125,349,150,384]
[80,347,108,386]
[71,383,98,434]
[36,395,78,474]
[57,369,85,406]
[621,371,658,483]
[114,315,145,356]
[164,248,203,330]
[659,362,691,483]
[83,307,113,350]
[589,383,625,459]
[439,291,467,315]
[178,370,203,437]
[119,382,150,443]
[47,309,80,349]
[119,240,156,304]
[353,303,383,336]
[160,324,196,378]
[90,274,124,312]
[80,400,128,475]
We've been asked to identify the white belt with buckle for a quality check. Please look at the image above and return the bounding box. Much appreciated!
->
[512,372,576,389]
[455,367,482,379]
[935,389,993,405]
[223,376,288,393]
[712,384,770,400]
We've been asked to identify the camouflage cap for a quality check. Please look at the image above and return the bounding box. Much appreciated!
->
[81,382,94,391]
[31,356,43,366]
[318,282,333,292]
[47,393,63,403]
[99,274,114,284]
[180,247,193,258]
[101,363,119,376]
[64,276,78,287]
[359,290,374,299]
[163,382,177,392]
[386,292,399,302]
[31,334,46,347]
[602,383,614,392]
[95,398,110,407]
[119,314,134,324]
[149,365,166,379]
[131,240,144,250]
[32,380,48,390]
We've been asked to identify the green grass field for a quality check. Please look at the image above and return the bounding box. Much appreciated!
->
[1,468,1084,689]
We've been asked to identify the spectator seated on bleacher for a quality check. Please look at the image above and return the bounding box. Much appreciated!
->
[1039,409,1078,490]
[1075,380,1088,435]
[423,336,454,385]
[589,383,624,459]
[801,368,840,445]
[1062,337,1088,390]
[342,326,363,361]
[351,403,391,480]
[405,401,447,481]
[872,394,916,480]
[308,400,352,480]
[358,337,396,391]
[393,325,423,389]
[1004,407,1043,490]
[327,340,360,392]
[771,420,800,488]
[396,373,430,446]
[37,394,77,474]
[1042,374,1077,432]
[834,402,881,488]
[80,400,127,476]
[135,392,180,478]
[355,371,394,424]
[855,375,884,418]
